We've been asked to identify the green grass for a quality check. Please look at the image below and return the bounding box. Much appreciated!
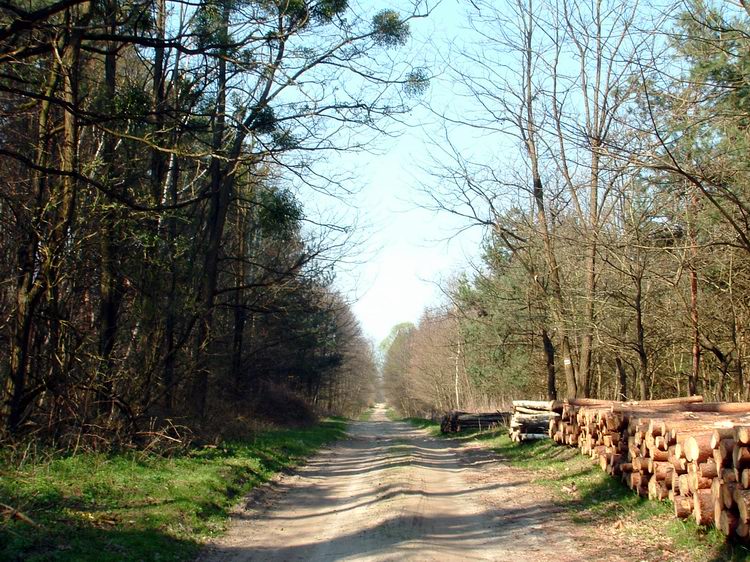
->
[384,408,400,421]
[358,408,373,421]
[455,428,750,561]
[398,418,441,436]
[0,418,348,562]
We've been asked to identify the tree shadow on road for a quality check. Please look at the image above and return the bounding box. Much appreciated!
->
[204,506,572,562]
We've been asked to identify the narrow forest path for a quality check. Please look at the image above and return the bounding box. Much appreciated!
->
[198,405,638,561]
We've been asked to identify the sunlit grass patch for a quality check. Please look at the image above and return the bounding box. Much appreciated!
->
[472,430,747,561]
[358,408,374,421]
[0,418,347,562]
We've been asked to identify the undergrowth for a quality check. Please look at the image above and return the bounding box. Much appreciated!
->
[0,418,347,562]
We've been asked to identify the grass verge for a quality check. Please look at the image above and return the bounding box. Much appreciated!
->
[426,423,750,562]
[0,418,347,562]
[397,418,441,436]
[358,408,373,421]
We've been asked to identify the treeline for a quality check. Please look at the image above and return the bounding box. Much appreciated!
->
[0,0,427,444]
[385,0,750,415]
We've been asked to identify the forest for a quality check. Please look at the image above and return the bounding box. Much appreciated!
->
[384,0,750,418]
[3,0,750,443]
[8,1,750,560]
[0,0,433,445]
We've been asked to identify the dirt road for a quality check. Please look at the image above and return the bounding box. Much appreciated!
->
[199,405,633,561]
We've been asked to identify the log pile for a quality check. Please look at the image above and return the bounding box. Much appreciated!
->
[440,410,511,434]
[548,395,750,540]
[509,400,562,442]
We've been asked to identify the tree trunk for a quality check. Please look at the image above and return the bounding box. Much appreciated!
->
[231,204,247,395]
[688,190,700,396]
[3,62,59,431]
[615,356,627,400]
[97,4,123,418]
[542,328,557,400]
[522,7,577,396]
[192,2,230,421]
[635,278,648,399]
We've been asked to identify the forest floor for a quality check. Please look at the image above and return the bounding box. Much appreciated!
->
[200,404,734,562]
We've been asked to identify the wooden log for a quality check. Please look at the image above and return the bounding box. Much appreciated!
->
[671,471,680,494]
[649,460,673,481]
[688,472,713,494]
[570,396,703,410]
[513,400,563,412]
[603,433,620,447]
[515,406,556,416]
[678,402,750,413]
[711,428,736,449]
[512,412,560,422]
[723,482,738,510]
[618,396,705,406]
[669,454,687,473]
[733,446,750,475]
[608,453,623,474]
[678,474,691,496]
[719,438,735,466]
[684,433,714,463]
[674,494,693,518]
[674,442,684,459]
[567,398,620,407]
[510,421,551,433]
[648,476,668,500]
[649,447,669,462]
[630,472,643,491]
[605,412,626,431]
[734,487,750,523]
[720,509,739,536]
[735,426,750,445]
[713,449,724,470]
[694,489,714,526]
[723,468,738,483]
[711,478,722,504]
[699,459,719,480]
[715,501,725,533]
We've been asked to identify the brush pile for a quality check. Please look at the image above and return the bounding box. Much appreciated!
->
[548,396,750,540]
[509,400,562,442]
[440,411,511,434]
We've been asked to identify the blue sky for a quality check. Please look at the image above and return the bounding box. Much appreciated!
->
[329,0,488,345]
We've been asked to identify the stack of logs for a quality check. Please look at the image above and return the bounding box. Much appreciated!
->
[548,395,750,540]
[440,410,511,434]
[509,400,562,442]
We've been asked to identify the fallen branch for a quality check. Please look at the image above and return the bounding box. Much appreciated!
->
[0,503,40,528]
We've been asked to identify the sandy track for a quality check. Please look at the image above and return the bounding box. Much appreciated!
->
[199,405,627,562]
